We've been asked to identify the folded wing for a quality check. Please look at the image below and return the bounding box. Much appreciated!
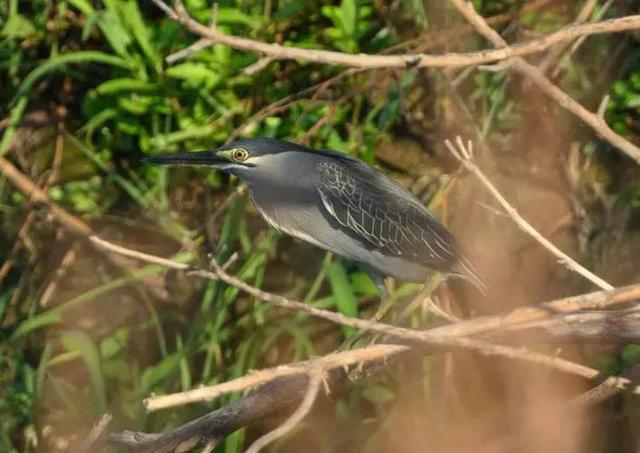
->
[317,159,460,272]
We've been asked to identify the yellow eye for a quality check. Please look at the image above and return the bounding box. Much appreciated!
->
[232,148,248,162]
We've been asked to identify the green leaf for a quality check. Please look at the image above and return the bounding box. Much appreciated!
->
[95,78,157,96]
[176,335,191,391]
[60,330,107,415]
[67,0,95,15]
[11,51,133,104]
[97,10,132,57]
[2,14,37,38]
[350,272,379,296]
[327,262,358,336]
[216,8,261,27]
[340,0,357,37]
[100,328,130,360]
[120,0,163,73]
[166,62,222,89]
[141,352,181,392]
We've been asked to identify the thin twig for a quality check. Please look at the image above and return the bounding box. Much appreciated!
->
[75,413,113,453]
[241,56,277,75]
[444,137,613,290]
[166,38,214,64]
[245,369,324,453]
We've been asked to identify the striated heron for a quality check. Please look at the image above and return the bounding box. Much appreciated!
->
[147,138,486,299]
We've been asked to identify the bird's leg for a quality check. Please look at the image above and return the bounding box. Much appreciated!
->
[369,276,394,322]
[364,273,445,349]
[338,270,392,351]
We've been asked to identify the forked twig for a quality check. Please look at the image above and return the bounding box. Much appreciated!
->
[245,369,325,453]
[444,136,613,291]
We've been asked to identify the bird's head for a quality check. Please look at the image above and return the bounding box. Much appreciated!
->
[146,138,302,180]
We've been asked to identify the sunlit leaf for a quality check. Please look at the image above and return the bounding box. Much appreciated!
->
[60,330,107,416]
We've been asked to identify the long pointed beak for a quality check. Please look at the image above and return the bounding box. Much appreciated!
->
[145,150,229,167]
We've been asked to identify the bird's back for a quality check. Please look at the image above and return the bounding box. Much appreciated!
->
[314,155,485,289]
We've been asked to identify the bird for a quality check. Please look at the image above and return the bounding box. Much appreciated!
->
[147,137,486,296]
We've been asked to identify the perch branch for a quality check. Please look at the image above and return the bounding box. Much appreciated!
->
[146,304,640,411]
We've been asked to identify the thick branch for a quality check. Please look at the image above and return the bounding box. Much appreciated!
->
[144,344,406,411]
[110,373,318,452]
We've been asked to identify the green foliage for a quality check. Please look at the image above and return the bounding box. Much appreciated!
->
[607,61,640,136]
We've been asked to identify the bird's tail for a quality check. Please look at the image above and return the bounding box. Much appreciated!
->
[448,256,488,295]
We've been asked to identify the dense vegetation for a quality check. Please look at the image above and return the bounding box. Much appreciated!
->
[2,0,640,451]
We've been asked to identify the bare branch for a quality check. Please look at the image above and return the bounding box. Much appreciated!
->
[161,0,640,70]
[166,38,214,64]
[444,137,613,290]
[144,344,406,411]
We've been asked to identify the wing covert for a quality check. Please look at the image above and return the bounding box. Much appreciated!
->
[317,160,458,270]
